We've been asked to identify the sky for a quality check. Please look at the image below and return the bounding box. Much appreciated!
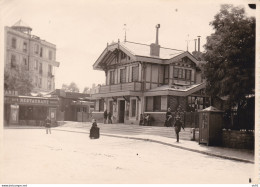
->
[0,0,257,92]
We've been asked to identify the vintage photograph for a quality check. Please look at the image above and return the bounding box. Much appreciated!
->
[0,0,258,184]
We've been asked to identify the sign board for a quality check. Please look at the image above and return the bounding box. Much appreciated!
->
[4,96,59,106]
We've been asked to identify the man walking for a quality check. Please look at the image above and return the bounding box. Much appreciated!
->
[174,115,185,142]
[45,116,51,134]
[103,109,108,124]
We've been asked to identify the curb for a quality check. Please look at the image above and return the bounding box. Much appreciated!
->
[52,128,254,164]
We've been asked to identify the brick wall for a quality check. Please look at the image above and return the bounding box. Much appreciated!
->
[222,130,254,149]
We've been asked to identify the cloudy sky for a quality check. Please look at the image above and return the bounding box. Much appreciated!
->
[0,0,256,92]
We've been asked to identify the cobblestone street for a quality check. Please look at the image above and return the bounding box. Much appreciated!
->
[2,127,254,184]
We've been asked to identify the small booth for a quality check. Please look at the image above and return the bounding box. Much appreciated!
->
[71,100,94,122]
[198,106,223,146]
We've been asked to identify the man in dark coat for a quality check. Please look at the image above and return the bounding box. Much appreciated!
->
[45,116,51,134]
[103,109,108,124]
[108,111,112,124]
[174,115,185,142]
[165,108,173,127]
[90,119,100,139]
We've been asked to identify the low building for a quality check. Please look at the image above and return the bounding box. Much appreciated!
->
[91,25,210,126]
[50,89,94,122]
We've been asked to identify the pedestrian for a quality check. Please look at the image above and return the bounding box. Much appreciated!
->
[164,108,173,127]
[45,116,51,134]
[139,114,144,126]
[108,111,112,124]
[90,119,100,139]
[103,109,108,124]
[144,114,151,126]
[174,115,185,142]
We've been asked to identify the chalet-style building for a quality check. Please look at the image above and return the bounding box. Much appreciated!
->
[91,25,210,126]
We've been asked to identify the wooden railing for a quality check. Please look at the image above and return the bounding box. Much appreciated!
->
[99,82,142,93]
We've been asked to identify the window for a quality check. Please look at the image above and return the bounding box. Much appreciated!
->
[23,58,27,66]
[132,66,139,82]
[178,69,183,79]
[109,71,115,85]
[35,76,38,87]
[186,69,191,80]
[39,78,42,88]
[99,99,104,111]
[48,65,53,77]
[173,68,178,78]
[49,50,53,60]
[47,80,52,90]
[11,38,16,49]
[34,60,38,70]
[153,96,161,111]
[146,96,161,112]
[23,42,27,52]
[131,99,137,117]
[39,63,43,74]
[11,55,16,68]
[120,68,126,83]
[34,44,39,54]
[40,47,43,57]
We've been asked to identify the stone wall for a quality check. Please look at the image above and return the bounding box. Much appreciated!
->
[222,130,254,149]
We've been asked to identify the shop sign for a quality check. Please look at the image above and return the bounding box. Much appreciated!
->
[19,98,49,104]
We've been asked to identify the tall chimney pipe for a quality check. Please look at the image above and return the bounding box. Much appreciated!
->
[155,24,160,44]
[194,39,197,52]
[197,36,201,52]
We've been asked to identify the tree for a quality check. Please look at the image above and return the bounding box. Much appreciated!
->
[82,86,89,93]
[61,82,79,92]
[204,4,255,108]
[4,67,34,95]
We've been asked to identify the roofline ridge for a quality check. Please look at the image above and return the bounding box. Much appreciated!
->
[125,40,184,52]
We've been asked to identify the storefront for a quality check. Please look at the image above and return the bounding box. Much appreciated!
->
[4,95,59,126]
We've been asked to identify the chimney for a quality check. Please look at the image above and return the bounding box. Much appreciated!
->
[150,24,160,57]
[197,36,201,52]
[194,39,197,52]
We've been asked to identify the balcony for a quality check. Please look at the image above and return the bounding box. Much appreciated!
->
[99,82,142,93]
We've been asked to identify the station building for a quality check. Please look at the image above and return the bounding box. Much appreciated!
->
[91,25,210,126]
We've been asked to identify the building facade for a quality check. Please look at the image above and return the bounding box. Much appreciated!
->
[4,20,60,93]
[91,27,210,126]
[4,20,60,126]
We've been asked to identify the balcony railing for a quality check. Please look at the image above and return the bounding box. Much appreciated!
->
[98,82,142,93]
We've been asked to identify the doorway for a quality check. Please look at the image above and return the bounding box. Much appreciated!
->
[119,100,125,123]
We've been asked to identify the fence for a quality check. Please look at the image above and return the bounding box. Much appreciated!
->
[184,109,254,131]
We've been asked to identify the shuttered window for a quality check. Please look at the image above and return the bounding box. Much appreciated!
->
[132,66,139,82]
[146,97,153,112]
[131,99,137,117]
[109,71,115,85]
[120,68,126,83]
[153,96,161,111]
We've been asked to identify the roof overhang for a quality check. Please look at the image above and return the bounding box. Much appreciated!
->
[91,91,143,99]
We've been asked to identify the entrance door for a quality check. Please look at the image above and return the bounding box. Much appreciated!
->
[10,104,19,124]
[119,100,125,123]
[49,108,57,122]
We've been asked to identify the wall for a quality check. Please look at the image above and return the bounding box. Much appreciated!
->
[144,112,165,126]
[91,112,104,123]
[222,130,254,149]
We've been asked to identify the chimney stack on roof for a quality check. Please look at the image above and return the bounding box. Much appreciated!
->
[197,36,201,52]
[194,39,197,52]
[150,24,160,57]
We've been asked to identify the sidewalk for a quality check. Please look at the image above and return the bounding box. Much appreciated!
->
[5,122,254,163]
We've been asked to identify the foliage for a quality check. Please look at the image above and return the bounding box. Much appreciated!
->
[204,4,255,107]
[4,67,34,95]
[82,87,89,93]
[61,82,80,92]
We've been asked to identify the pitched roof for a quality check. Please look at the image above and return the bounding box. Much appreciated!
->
[12,19,32,30]
[121,41,185,59]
